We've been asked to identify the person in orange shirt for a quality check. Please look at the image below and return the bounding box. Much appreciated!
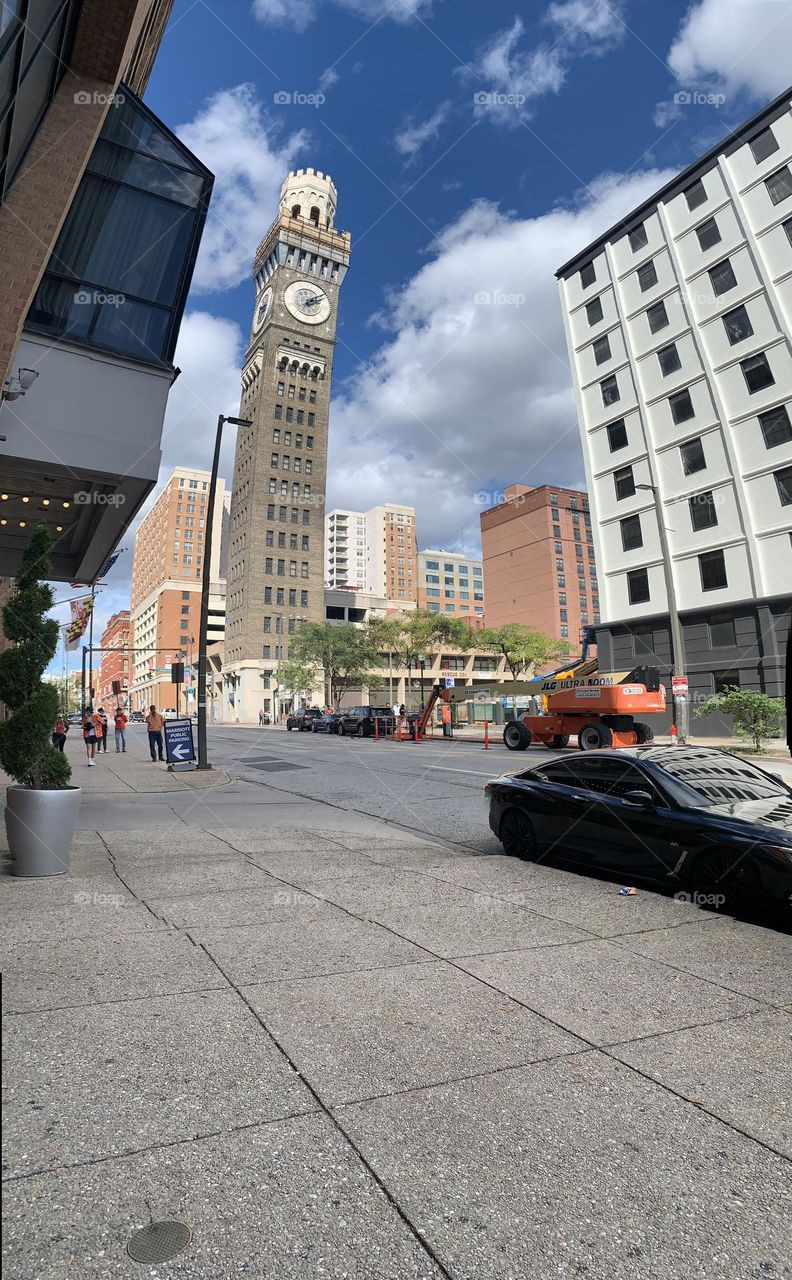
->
[52,715,68,752]
[113,707,128,753]
[145,705,165,761]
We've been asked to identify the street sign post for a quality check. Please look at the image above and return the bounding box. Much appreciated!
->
[671,675,689,697]
[164,718,196,771]
[443,676,455,688]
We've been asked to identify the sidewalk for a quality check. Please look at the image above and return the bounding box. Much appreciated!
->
[2,738,790,1278]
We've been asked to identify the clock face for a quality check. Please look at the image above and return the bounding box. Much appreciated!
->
[283,280,331,325]
[254,287,273,329]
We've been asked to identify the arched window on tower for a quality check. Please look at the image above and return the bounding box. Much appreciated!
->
[291,204,301,218]
[309,206,320,225]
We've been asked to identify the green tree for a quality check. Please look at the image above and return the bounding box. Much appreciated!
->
[281,622,383,708]
[476,623,568,679]
[694,686,785,753]
[369,610,473,669]
[0,524,71,788]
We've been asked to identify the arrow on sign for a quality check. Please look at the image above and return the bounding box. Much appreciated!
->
[171,743,191,760]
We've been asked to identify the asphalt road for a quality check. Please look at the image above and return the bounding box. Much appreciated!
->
[203,724,531,851]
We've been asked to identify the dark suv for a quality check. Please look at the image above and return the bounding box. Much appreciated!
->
[286,708,324,731]
[337,706,392,737]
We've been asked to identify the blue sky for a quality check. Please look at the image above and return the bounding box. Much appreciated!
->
[58,0,792,658]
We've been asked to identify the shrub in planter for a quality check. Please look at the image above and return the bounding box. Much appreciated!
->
[0,524,80,875]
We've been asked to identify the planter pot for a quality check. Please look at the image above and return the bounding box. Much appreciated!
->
[4,786,82,877]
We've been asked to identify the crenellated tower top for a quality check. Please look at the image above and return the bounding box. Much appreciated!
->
[279,168,337,230]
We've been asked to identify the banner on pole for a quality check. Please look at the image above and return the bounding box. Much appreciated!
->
[65,597,93,649]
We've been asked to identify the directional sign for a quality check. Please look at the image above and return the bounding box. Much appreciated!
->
[164,718,195,765]
[671,675,689,697]
[443,677,455,688]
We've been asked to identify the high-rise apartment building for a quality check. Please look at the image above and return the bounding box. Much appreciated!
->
[481,484,598,642]
[417,550,485,622]
[224,170,351,720]
[325,503,417,600]
[130,468,227,712]
[0,3,212,584]
[364,505,417,599]
[557,89,792,700]
[326,509,367,588]
[98,611,131,707]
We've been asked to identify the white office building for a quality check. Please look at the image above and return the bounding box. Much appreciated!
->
[325,504,417,599]
[325,508,367,589]
[557,88,792,708]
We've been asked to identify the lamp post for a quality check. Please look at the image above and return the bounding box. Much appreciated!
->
[197,413,252,769]
[416,652,427,710]
[636,483,689,744]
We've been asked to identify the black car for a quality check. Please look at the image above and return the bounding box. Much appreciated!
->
[337,705,393,737]
[312,713,342,734]
[286,708,324,731]
[486,745,792,917]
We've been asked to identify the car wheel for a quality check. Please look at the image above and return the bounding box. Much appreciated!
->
[689,848,761,917]
[544,734,569,749]
[499,808,537,861]
[503,721,531,750]
[338,723,345,736]
[357,723,366,737]
[634,722,654,744]
[287,724,293,731]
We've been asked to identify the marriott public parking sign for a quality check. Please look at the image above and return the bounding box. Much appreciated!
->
[164,718,196,767]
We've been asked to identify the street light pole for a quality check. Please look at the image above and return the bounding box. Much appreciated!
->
[636,483,689,744]
[197,413,251,770]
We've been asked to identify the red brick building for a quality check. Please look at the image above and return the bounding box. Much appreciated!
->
[98,611,131,708]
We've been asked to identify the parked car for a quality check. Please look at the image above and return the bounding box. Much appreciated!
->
[130,710,145,722]
[337,706,393,737]
[163,708,178,720]
[312,712,342,734]
[486,745,792,917]
[286,708,324,731]
[67,712,82,726]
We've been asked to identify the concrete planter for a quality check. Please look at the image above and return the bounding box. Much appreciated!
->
[4,785,81,877]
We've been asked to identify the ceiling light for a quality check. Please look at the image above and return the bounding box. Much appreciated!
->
[21,496,29,503]
[19,521,26,527]
[62,501,70,508]
[42,498,49,506]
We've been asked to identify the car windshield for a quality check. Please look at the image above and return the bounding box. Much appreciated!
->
[647,747,790,807]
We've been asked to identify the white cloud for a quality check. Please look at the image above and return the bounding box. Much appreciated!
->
[317,66,339,94]
[393,102,451,161]
[665,0,792,100]
[176,84,307,293]
[327,167,676,553]
[466,2,627,128]
[252,0,431,33]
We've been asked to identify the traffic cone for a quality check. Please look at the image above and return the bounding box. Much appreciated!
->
[670,724,677,747]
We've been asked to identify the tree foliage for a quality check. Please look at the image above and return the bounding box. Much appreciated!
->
[476,624,568,679]
[0,524,71,788]
[279,622,383,708]
[694,687,785,753]
[369,610,473,667]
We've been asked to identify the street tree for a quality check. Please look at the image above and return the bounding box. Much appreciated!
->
[694,686,785,754]
[369,610,473,669]
[279,622,383,709]
[476,623,567,679]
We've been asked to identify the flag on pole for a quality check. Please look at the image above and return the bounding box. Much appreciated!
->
[97,550,122,581]
[65,596,93,649]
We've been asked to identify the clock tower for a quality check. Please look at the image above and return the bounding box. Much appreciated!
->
[223,168,351,720]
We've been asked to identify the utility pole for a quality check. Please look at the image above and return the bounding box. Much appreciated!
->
[636,483,689,744]
[197,414,251,770]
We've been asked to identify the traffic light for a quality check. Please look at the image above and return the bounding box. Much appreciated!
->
[171,662,184,684]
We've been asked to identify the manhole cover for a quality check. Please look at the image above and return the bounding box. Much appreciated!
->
[127,1220,192,1263]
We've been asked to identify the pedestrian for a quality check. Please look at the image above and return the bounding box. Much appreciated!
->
[145,704,165,761]
[399,703,406,717]
[96,706,108,751]
[258,707,265,726]
[391,701,400,718]
[52,714,68,752]
[113,706,128,752]
[82,709,97,766]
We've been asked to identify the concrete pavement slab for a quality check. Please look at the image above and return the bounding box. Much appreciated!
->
[339,1052,792,1280]
[3,988,312,1177]
[114,856,273,899]
[208,827,362,853]
[1,930,223,1013]
[614,917,792,1005]
[238,845,389,882]
[2,1113,444,1280]
[612,1009,792,1157]
[149,886,344,935]
[199,911,431,985]
[487,870,709,936]
[399,852,570,895]
[459,939,759,1044]
[244,960,584,1105]
[0,878,166,945]
[365,898,593,958]
[296,867,480,915]
[99,830,238,858]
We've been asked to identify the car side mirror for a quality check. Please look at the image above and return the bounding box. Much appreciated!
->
[623,789,654,809]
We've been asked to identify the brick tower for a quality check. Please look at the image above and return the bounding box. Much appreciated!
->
[223,169,351,720]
